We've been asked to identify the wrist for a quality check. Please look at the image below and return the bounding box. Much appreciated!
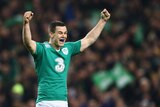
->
[23,21,29,25]
[100,18,107,23]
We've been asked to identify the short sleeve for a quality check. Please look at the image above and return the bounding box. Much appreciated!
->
[32,42,43,60]
[69,40,81,56]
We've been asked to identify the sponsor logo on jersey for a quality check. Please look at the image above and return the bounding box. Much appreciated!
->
[62,47,68,55]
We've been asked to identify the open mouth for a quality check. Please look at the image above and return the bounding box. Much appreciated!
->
[59,38,66,43]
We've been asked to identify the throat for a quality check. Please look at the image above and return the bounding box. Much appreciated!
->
[56,49,60,52]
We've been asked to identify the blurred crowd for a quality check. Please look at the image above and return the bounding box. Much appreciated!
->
[0,0,160,107]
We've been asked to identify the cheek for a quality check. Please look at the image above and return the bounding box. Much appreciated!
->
[53,34,59,39]
[56,34,59,37]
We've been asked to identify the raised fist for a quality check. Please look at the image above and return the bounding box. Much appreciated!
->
[23,11,34,24]
[101,9,110,22]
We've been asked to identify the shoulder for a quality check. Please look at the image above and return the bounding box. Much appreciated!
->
[64,42,72,48]
[63,41,81,55]
[42,42,51,48]
[62,42,72,51]
[64,40,81,46]
[64,42,72,45]
[36,42,50,48]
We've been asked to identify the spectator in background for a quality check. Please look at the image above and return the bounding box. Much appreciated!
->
[0,0,159,107]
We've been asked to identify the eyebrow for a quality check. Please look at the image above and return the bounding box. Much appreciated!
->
[57,31,67,33]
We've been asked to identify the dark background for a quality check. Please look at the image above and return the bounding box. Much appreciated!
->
[0,0,159,107]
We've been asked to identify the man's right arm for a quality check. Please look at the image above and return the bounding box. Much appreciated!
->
[22,11,36,54]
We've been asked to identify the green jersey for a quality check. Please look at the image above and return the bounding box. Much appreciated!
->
[32,41,81,103]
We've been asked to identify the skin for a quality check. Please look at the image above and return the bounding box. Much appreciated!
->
[49,26,68,50]
[22,9,110,53]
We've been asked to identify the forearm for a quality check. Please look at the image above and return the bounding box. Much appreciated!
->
[22,23,32,45]
[85,19,106,44]
[80,19,107,51]
[22,11,36,53]
[22,23,36,53]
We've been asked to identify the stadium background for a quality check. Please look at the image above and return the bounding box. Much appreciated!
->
[0,0,159,107]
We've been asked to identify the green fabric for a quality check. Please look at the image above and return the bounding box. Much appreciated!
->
[92,70,114,91]
[133,23,144,46]
[32,41,81,103]
[5,15,23,27]
[92,63,134,91]
[111,63,134,89]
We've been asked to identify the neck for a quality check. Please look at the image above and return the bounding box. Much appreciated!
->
[49,39,60,50]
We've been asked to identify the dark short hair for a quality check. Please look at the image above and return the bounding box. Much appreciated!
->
[48,21,66,33]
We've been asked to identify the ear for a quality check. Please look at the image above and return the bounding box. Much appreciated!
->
[49,32,54,38]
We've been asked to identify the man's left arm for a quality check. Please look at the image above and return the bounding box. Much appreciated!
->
[80,9,110,52]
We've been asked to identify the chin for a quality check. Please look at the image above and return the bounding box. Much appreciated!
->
[59,43,65,47]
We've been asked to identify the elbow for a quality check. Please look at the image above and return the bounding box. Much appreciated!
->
[80,38,95,51]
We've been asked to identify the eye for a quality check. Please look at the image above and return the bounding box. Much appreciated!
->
[58,31,63,34]
[64,32,68,35]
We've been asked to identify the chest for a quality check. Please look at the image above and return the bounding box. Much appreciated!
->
[42,48,71,73]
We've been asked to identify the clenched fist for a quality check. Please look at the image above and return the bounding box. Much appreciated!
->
[101,9,110,22]
[23,11,34,24]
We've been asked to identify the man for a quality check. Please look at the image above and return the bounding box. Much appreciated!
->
[22,9,110,107]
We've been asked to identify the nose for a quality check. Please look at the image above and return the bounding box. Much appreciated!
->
[62,33,67,38]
